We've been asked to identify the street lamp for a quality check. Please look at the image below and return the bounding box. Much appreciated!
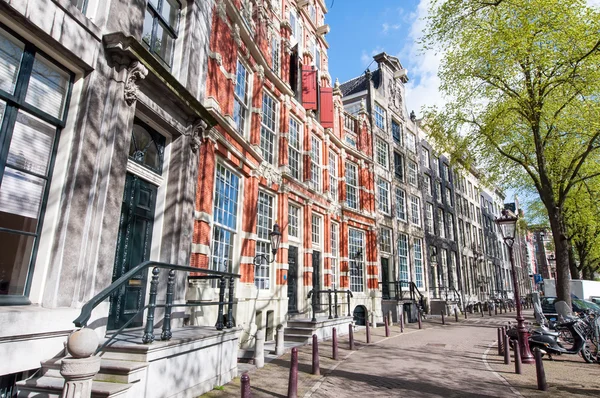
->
[496,209,534,364]
[547,254,556,280]
[253,222,282,265]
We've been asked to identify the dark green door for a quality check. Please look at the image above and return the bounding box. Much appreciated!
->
[288,246,298,313]
[312,251,321,306]
[108,173,157,330]
[381,258,390,299]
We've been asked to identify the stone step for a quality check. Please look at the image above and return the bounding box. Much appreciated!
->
[282,333,312,343]
[17,375,132,398]
[41,357,148,384]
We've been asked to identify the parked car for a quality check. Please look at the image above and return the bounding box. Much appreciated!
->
[541,297,600,317]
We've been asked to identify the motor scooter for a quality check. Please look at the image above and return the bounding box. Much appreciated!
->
[528,318,588,359]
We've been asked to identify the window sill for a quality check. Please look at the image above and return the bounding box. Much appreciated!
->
[0,295,31,306]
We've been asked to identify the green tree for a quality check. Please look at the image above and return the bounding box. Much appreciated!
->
[422,0,600,306]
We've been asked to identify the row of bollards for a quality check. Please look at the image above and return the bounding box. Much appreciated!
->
[497,326,547,391]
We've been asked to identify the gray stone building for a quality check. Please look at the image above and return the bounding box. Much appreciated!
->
[340,53,427,323]
[0,0,239,396]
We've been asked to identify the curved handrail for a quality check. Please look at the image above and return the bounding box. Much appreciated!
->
[74,260,239,327]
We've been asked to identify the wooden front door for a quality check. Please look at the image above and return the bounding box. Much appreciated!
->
[108,173,157,330]
[381,258,390,299]
[287,246,298,313]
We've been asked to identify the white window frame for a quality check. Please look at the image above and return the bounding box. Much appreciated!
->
[380,227,392,253]
[271,32,280,75]
[288,203,301,241]
[375,138,389,168]
[410,195,421,226]
[395,188,407,221]
[345,161,358,210]
[406,131,416,153]
[447,213,455,241]
[408,160,418,187]
[288,117,302,180]
[309,135,322,192]
[255,191,275,290]
[414,238,424,288]
[425,174,432,196]
[233,58,250,136]
[349,228,365,293]
[421,147,430,168]
[311,213,321,247]
[426,203,434,234]
[260,91,278,164]
[329,150,338,201]
[398,234,409,282]
[438,208,446,239]
[331,222,339,289]
[377,178,391,214]
[374,103,386,130]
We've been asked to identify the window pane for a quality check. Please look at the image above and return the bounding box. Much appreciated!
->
[25,54,70,119]
[129,123,164,173]
[142,10,154,46]
[0,230,36,296]
[161,0,180,29]
[0,27,24,95]
[0,167,46,229]
[0,100,6,125]
[7,111,56,176]
[154,22,176,66]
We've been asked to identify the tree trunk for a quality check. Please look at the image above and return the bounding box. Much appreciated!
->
[568,243,580,280]
[548,207,571,307]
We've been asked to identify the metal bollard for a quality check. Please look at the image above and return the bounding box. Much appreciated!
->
[288,347,299,398]
[349,323,354,350]
[312,334,320,376]
[534,348,548,391]
[384,316,390,337]
[388,310,393,327]
[366,319,371,343]
[514,335,522,374]
[488,306,492,317]
[454,308,459,322]
[275,324,285,356]
[495,306,498,315]
[441,310,445,325]
[417,311,422,329]
[241,373,251,398]
[481,304,484,317]
[464,310,468,320]
[497,328,503,356]
[504,332,511,365]
[332,327,338,360]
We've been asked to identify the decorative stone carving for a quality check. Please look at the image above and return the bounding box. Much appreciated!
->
[185,120,208,153]
[251,161,282,186]
[217,0,227,21]
[124,61,148,106]
[255,64,265,80]
[233,23,242,47]
[388,78,403,110]
[209,51,223,66]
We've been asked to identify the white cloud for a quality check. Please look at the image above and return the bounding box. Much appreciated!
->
[587,0,600,6]
[382,22,401,34]
[401,0,447,118]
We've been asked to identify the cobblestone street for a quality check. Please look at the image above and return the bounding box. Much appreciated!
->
[203,312,525,398]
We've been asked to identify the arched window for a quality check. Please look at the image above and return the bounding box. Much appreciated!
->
[129,119,165,174]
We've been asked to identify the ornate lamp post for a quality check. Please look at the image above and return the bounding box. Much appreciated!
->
[547,254,556,280]
[496,209,534,364]
[253,222,282,265]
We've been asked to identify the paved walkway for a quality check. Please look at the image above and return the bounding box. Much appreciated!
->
[202,311,527,398]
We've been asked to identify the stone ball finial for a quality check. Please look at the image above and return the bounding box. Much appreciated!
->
[67,328,99,359]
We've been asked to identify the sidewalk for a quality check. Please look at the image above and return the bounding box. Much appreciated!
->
[200,313,510,397]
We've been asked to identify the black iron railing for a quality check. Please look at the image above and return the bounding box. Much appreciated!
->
[72,261,240,353]
[307,289,353,322]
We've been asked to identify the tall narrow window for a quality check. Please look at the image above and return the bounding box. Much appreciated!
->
[443,164,450,182]
[288,204,300,239]
[421,147,430,168]
[288,118,301,179]
[331,222,339,289]
[0,27,73,300]
[255,192,274,289]
[374,103,386,130]
[309,136,322,192]
[260,92,277,164]
[377,178,390,214]
[406,131,416,153]
[329,151,338,200]
[71,0,88,13]
[311,214,321,246]
[426,203,434,234]
[233,60,249,135]
[446,188,453,207]
[394,152,404,182]
[408,160,418,187]
[375,138,389,168]
[447,214,455,241]
[414,239,424,288]
[142,0,181,69]
[392,120,402,144]
[349,229,365,292]
[396,188,407,221]
[271,34,280,74]
[212,164,240,273]
[398,234,409,282]
[410,195,421,226]
[380,228,392,253]
[424,174,432,196]
[436,181,443,203]
[345,162,358,209]
[441,248,449,287]
[438,208,446,238]
[432,156,439,176]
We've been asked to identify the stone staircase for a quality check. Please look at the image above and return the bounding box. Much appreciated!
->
[17,356,147,397]
[284,317,353,344]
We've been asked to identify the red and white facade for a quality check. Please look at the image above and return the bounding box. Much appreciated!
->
[193,0,379,346]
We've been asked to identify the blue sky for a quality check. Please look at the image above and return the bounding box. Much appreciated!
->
[325,0,440,118]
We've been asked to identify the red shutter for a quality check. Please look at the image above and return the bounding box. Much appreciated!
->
[320,87,334,128]
[302,66,318,110]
